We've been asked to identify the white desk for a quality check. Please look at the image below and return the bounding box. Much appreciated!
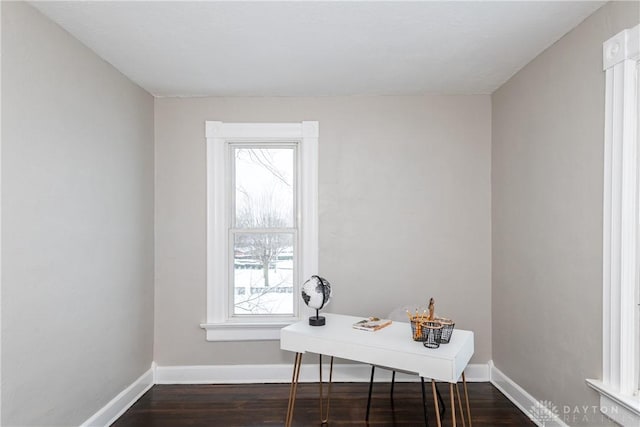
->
[280,313,474,427]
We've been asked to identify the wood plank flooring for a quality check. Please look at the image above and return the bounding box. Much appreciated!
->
[112,382,535,426]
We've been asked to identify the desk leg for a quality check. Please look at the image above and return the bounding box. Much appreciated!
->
[462,371,472,427]
[435,382,446,418]
[420,377,428,427]
[431,380,442,427]
[285,353,303,427]
[318,354,334,424]
[455,383,466,427]
[365,366,375,422]
[450,383,457,427]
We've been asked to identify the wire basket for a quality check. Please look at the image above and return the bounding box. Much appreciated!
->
[411,320,443,348]
[435,317,455,344]
[410,319,427,341]
[422,322,443,349]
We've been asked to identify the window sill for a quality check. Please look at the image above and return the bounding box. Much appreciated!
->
[200,321,295,342]
[586,379,640,426]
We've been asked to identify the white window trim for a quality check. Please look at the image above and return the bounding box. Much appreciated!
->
[200,121,319,341]
[586,24,640,427]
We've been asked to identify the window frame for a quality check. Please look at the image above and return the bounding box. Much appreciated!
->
[201,122,319,341]
[586,24,640,426]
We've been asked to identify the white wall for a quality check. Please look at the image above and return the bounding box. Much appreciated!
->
[1,3,154,425]
[492,1,639,425]
[154,95,492,366]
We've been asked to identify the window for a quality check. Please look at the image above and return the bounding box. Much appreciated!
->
[586,24,640,426]
[201,122,318,341]
[232,145,296,316]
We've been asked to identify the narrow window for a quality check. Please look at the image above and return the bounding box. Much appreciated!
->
[201,122,319,341]
[231,145,297,316]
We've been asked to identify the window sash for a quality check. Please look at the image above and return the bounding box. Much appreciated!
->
[228,143,299,319]
[230,143,298,230]
[229,230,298,318]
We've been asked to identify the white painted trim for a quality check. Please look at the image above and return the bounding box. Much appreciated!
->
[595,25,640,420]
[587,379,640,426]
[0,1,4,422]
[204,121,319,340]
[200,321,292,341]
[489,361,569,427]
[603,24,640,70]
[80,364,155,427]
[206,122,306,139]
[155,362,490,385]
[601,394,640,427]
[299,122,319,293]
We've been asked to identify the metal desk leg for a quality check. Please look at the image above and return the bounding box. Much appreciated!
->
[319,354,334,424]
[450,383,457,427]
[285,353,303,427]
[366,366,375,422]
[420,377,429,427]
[431,380,442,427]
[390,370,396,399]
[455,383,466,427]
[462,371,472,427]
[435,381,445,418]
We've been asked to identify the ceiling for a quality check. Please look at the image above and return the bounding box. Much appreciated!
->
[31,1,606,97]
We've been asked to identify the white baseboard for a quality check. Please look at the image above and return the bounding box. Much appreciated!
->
[80,363,155,427]
[154,362,490,384]
[80,361,488,425]
[489,361,569,427]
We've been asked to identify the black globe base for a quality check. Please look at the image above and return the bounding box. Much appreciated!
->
[309,315,326,326]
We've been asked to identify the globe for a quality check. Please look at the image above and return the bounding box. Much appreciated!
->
[301,275,332,326]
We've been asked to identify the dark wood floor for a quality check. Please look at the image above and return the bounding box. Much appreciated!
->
[112,382,535,426]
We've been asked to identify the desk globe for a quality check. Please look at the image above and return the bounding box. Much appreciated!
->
[301,275,332,326]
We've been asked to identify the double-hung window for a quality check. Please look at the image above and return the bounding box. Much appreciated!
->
[201,122,319,341]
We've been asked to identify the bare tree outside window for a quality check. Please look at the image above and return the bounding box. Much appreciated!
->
[236,195,289,287]
[232,147,296,315]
